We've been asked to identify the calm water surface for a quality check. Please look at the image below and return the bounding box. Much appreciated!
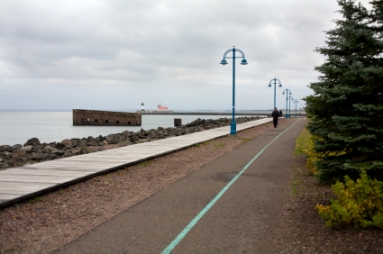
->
[0,112,239,146]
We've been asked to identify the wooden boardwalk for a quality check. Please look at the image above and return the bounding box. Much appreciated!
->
[0,118,272,208]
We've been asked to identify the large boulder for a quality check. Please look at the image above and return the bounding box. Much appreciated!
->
[78,139,88,147]
[43,146,56,153]
[186,118,202,127]
[129,135,139,143]
[55,142,66,150]
[105,134,119,144]
[24,138,41,146]
[71,148,82,156]
[54,150,65,156]
[20,145,33,153]
[30,153,47,161]
[10,149,28,166]
[61,139,73,147]
[0,145,13,153]
[12,144,22,150]
[86,136,98,146]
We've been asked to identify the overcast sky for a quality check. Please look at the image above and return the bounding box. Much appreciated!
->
[0,0,372,112]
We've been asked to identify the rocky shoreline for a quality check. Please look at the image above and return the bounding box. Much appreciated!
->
[0,116,262,170]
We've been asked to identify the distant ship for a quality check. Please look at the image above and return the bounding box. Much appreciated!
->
[156,103,168,111]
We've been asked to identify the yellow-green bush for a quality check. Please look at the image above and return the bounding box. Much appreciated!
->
[304,136,319,175]
[316,170,383,228]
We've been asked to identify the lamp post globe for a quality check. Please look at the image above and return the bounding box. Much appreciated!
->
[268,78,282,109]
[220,46,248,135]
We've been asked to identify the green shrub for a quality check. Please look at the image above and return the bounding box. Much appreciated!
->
[316,170,383,228]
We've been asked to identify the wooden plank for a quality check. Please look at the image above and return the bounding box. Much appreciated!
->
[0,169,93,177]
[0,182,56,192]
[0,194,24,200]
[0,175,80,183]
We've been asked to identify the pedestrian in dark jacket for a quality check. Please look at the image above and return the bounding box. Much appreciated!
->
[271,107,280,128]
[279,110,283,117]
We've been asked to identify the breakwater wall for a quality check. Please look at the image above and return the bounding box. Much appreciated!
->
[139,111,306,116]
[0,116,262,170]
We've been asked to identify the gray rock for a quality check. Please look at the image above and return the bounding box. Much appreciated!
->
[20,145,33,153]
[12,144,22,150]
[86,136,98,146]
[71,148,82,155]
[46,154,58,160]
[129,135,139,143]
[54,150,65,156]
[43,146,56,153]
[61,139,73,147]
[0,145,13,152]
[3,151,12,157]
[105,134,119,144]
[63,150,73,157]
[175,129,184,136]
[95,135,105,143]
[78,140,88,147]
[55,142,66,150]
[10,149,28,165]
[24,138,41,146]
[30,153,47,161]
[0,163,9,169]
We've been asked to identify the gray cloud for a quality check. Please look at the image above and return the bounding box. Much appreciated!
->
[0,0,372,111]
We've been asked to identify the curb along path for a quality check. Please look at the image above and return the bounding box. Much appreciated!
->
[54,118,307,254]
[0,118,272,208]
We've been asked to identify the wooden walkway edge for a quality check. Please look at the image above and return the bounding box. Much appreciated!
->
[0,118,272,208]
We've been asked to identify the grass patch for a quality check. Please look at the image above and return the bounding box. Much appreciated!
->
[290,125,311,196]
[294,126,310,157]
[291,180,300,195]
[239,137,252,144]
[138,160,153,167]
[212,142,226,147]
[291,165,301,195]
[194,141,209,148]
[29,196,44,204]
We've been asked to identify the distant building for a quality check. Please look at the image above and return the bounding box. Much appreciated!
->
[73,109,141,126]
[156,103,168,111]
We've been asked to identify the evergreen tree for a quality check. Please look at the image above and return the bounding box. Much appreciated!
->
[305,0,383,182]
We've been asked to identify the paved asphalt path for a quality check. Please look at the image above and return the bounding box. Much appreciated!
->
[53,118,307,254]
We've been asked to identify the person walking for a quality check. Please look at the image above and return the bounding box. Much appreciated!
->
[271,107,280,128]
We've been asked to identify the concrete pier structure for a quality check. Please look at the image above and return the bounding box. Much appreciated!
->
[72,109,141,126]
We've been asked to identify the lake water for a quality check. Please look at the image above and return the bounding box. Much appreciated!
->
[0,111,245,146]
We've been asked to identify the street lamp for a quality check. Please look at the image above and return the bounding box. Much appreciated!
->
[220,46,248,135]
[268,78,282,109]
[289,94,293,118]
[293,99,299,117]
[282,89,292,118]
